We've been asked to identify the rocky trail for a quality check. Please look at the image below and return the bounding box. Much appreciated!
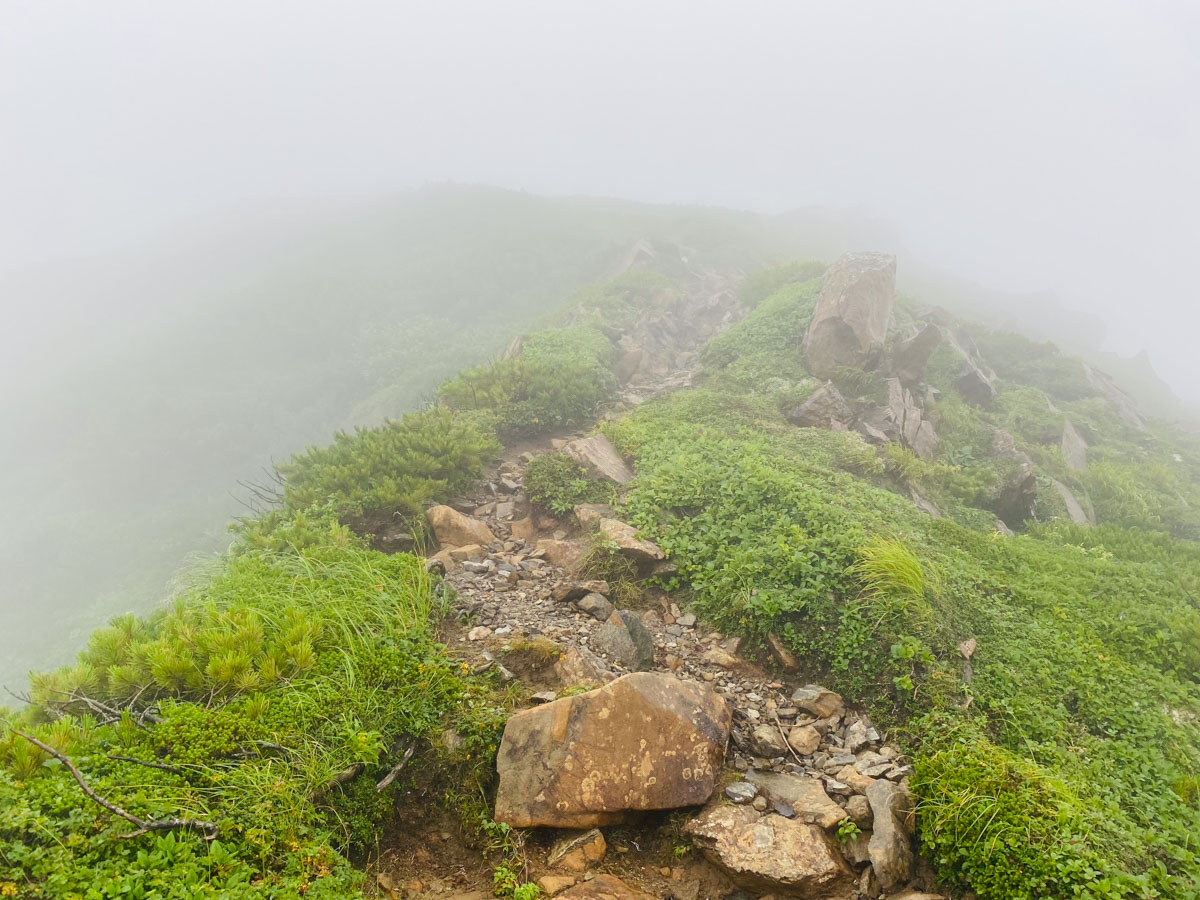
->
[370,260,951,900]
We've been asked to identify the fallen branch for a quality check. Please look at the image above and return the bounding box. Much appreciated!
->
[313,763,364,799]
[11,729,218,840]
[772,712,805,767]
[375,745,415,792]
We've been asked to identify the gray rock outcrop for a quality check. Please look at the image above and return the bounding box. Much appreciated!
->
[786,382,853,429]
[804,252,897,376]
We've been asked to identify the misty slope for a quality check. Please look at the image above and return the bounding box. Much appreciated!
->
[5,238,1200,899]
[0,186,842,690]
[0,187,1176,694]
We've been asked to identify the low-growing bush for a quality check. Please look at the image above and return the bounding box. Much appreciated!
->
[524,452,611,515]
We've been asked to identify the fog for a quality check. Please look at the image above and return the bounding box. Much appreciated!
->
[2,1,1198,684]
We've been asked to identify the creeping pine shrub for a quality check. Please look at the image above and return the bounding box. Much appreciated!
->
[439,324,617,437]
[276,405,498,530]
[524,452,611,515]
[5,541,476,898]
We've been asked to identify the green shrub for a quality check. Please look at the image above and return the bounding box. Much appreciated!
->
[524,452,610,515]
[277,406,498,530]
[738,260,825,309]
[439,324,617,437]
[4,542,477,898]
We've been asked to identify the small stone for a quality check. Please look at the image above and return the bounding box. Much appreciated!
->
[548,828,607,872]
[725,782,758,804]
[702,647,740,669]
[531,691,558,704]
[787,725,821,756]
[749,724,789,758]
[677,613,697,628]
[751,795,769,811]
[767,633,799,671]
[844,719,872,754]
[592,610,655,671]
[791,685,845,720]
[538,876,577,896]
[467,626,492,641]
[576,593,615,622]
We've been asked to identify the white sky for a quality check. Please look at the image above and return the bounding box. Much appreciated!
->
[2,1,1198,396]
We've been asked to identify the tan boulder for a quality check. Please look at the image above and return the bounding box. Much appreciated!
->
[554,646,613,687]
[791,685,845,720]
[563,434,633,485]
[536,538,587,571]
[786,724,822,756]
[865,779,914,891]
[511,516,537,541]
[494,672,730,828]
[556,875,654,900]
[598,519,665,563]
[803,251,896,376]
[574,503,616,528]
[448,544,485,562]
[537,876,577,896]
[684,805,853,895]
[426,505,496,548]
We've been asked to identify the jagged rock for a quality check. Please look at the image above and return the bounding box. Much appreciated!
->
[556,875,654,900]
[552,580,611,602]
[574,503,616,528]
[598,518,665,563]
[494,672,730,827]
[860,379,938,460]
[841,830,872,866]
[844,719,872,754]
[835,765,877,795]
[511,516,536,540]
[786,382,853,429]
[909,488,942,518]
[684,805,854,895]
[804,252,897,376]
[593,610,655,670]
[554,646,612,687]
[845,794,873,829]
[1062,420,1089,470]
[536,539,587,571]
[1051,478,1092,525]
[788,724,821,756]
[792,685,845,720]
[748,724,789,758]
[744,771,847,829]
[426,505,497,548]
[865,780,914,892]
[892,323,942,385]
[548,828,607,872]
[1084,362,1147,431]
[991,430,1038,526]
[576,592,615,622]
[725,781,759,804]
[767,633,799,671]
[563,434,634,485]
[943,327,996,405]
[448,544,486,562]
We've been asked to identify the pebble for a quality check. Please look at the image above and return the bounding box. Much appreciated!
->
[725,782,758,804]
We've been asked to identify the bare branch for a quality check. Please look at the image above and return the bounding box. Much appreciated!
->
[10,729,218,840]
[107,754,186,776]
[375,745,415,792]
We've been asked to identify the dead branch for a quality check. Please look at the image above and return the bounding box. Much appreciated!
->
[375,745,415,792]
[11,729,218,840]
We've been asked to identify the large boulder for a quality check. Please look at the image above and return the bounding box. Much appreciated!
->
[865,780,914,892]
[684,805,854,896]
[786,382,853,429]
[426,505,496,548]
[991,430,1038,526]
[945,327,996,405]
[1052,479,1093,525]
[803,252,897,377]
[494,672,730,828]
[562,435,634,485]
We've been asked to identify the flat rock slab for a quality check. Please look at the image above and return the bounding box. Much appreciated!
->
[556,875,654,900]
[744,770,847,829]
[684,804,853,896]
[494,672,730,828]
[599,518,665,563]
[563,434,634,485]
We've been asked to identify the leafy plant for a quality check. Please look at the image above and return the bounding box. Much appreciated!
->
[524,453,610,515]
